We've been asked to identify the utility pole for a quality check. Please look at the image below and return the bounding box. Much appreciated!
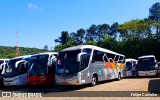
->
[16,32,20,56]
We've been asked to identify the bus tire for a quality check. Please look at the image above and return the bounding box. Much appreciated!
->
[156,71,158,77]
[117,73,121,81]
[91,75,98,86]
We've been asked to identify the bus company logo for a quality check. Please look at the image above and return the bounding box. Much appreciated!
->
[2,92,12,97]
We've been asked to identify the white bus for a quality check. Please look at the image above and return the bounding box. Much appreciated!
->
[55,45,125,86]
[3,55,31,86]
[125,59,138,77]
[0,59,9,86]
[138,55,158,76]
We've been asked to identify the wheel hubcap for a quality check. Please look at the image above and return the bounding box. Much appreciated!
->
[118,74,121,79]
[92,77,96,85]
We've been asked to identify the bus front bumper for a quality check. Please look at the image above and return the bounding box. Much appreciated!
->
[3,78,26,86]
[27,75,55,85]
[138,70,157,76]
[125,71,132,77]
[55,75,80,85]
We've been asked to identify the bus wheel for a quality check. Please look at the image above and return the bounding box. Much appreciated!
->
[91,75,97,86]
[117,73,121,81]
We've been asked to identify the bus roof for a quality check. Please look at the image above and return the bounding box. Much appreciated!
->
[60,45,125,57]
[0,59,10,61]
[126,59,137,62]
[32,52,58,56]
[138,55,155,59]
[39,52,58,55]
[10,55,32,60]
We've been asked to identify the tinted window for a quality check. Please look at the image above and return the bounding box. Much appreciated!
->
[103,53,116,62]
[56,50,81,74]
[114,55,120,62]
[83,49,92,54]
[126,62,132,71]
[92,50,105,61]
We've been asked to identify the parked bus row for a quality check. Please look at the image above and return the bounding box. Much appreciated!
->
[0,52,58,87]
[125,55,159,77]
[0,45,159,87]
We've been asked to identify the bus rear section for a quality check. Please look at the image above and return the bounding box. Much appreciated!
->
[27,52,58,85]
[0,59,9,86]
[138,55,158,77]
[3,56,31,86]
[125,59,138,77]
[55,45,125,86]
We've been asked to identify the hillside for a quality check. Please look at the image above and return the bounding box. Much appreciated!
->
[0,46,49,58]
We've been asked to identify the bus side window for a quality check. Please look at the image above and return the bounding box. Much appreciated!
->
[105,53,115,62]
[92,50,106,63]
[114,56,119,63]
[118,56,125,63]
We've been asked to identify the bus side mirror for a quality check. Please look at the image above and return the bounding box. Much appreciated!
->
[0,64,3,70]
[15,60,25,68]
[49,57,56,66]
[77,52,87,62]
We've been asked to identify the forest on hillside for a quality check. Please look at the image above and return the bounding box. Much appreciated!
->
[54,2,160,61]
[0,46,48,58]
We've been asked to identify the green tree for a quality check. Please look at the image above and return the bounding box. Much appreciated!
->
[55,31,71,45]
[83,40,97,45]
[76,28,85,44]
[43,45,48,50]
[85,24,98,42]
[110,22,119,39]
[149,2,160,39]
[97,24,110,41]
[118,19,153,41]
[97,36,118,51]
[70,29,85,45]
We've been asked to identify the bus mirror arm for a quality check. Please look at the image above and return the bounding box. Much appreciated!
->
[77,52,87,62]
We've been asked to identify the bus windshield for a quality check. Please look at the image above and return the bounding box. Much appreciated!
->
[28,54,49,76]
[56,50,81,75]
[5,58,23,77]
[138,57,155,71]
[126,62,132,71]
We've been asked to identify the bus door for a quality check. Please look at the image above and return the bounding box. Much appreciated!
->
[48,55,57,83]
[78,49,92,84]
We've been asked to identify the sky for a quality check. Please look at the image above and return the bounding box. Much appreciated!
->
[0,0,159,49]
